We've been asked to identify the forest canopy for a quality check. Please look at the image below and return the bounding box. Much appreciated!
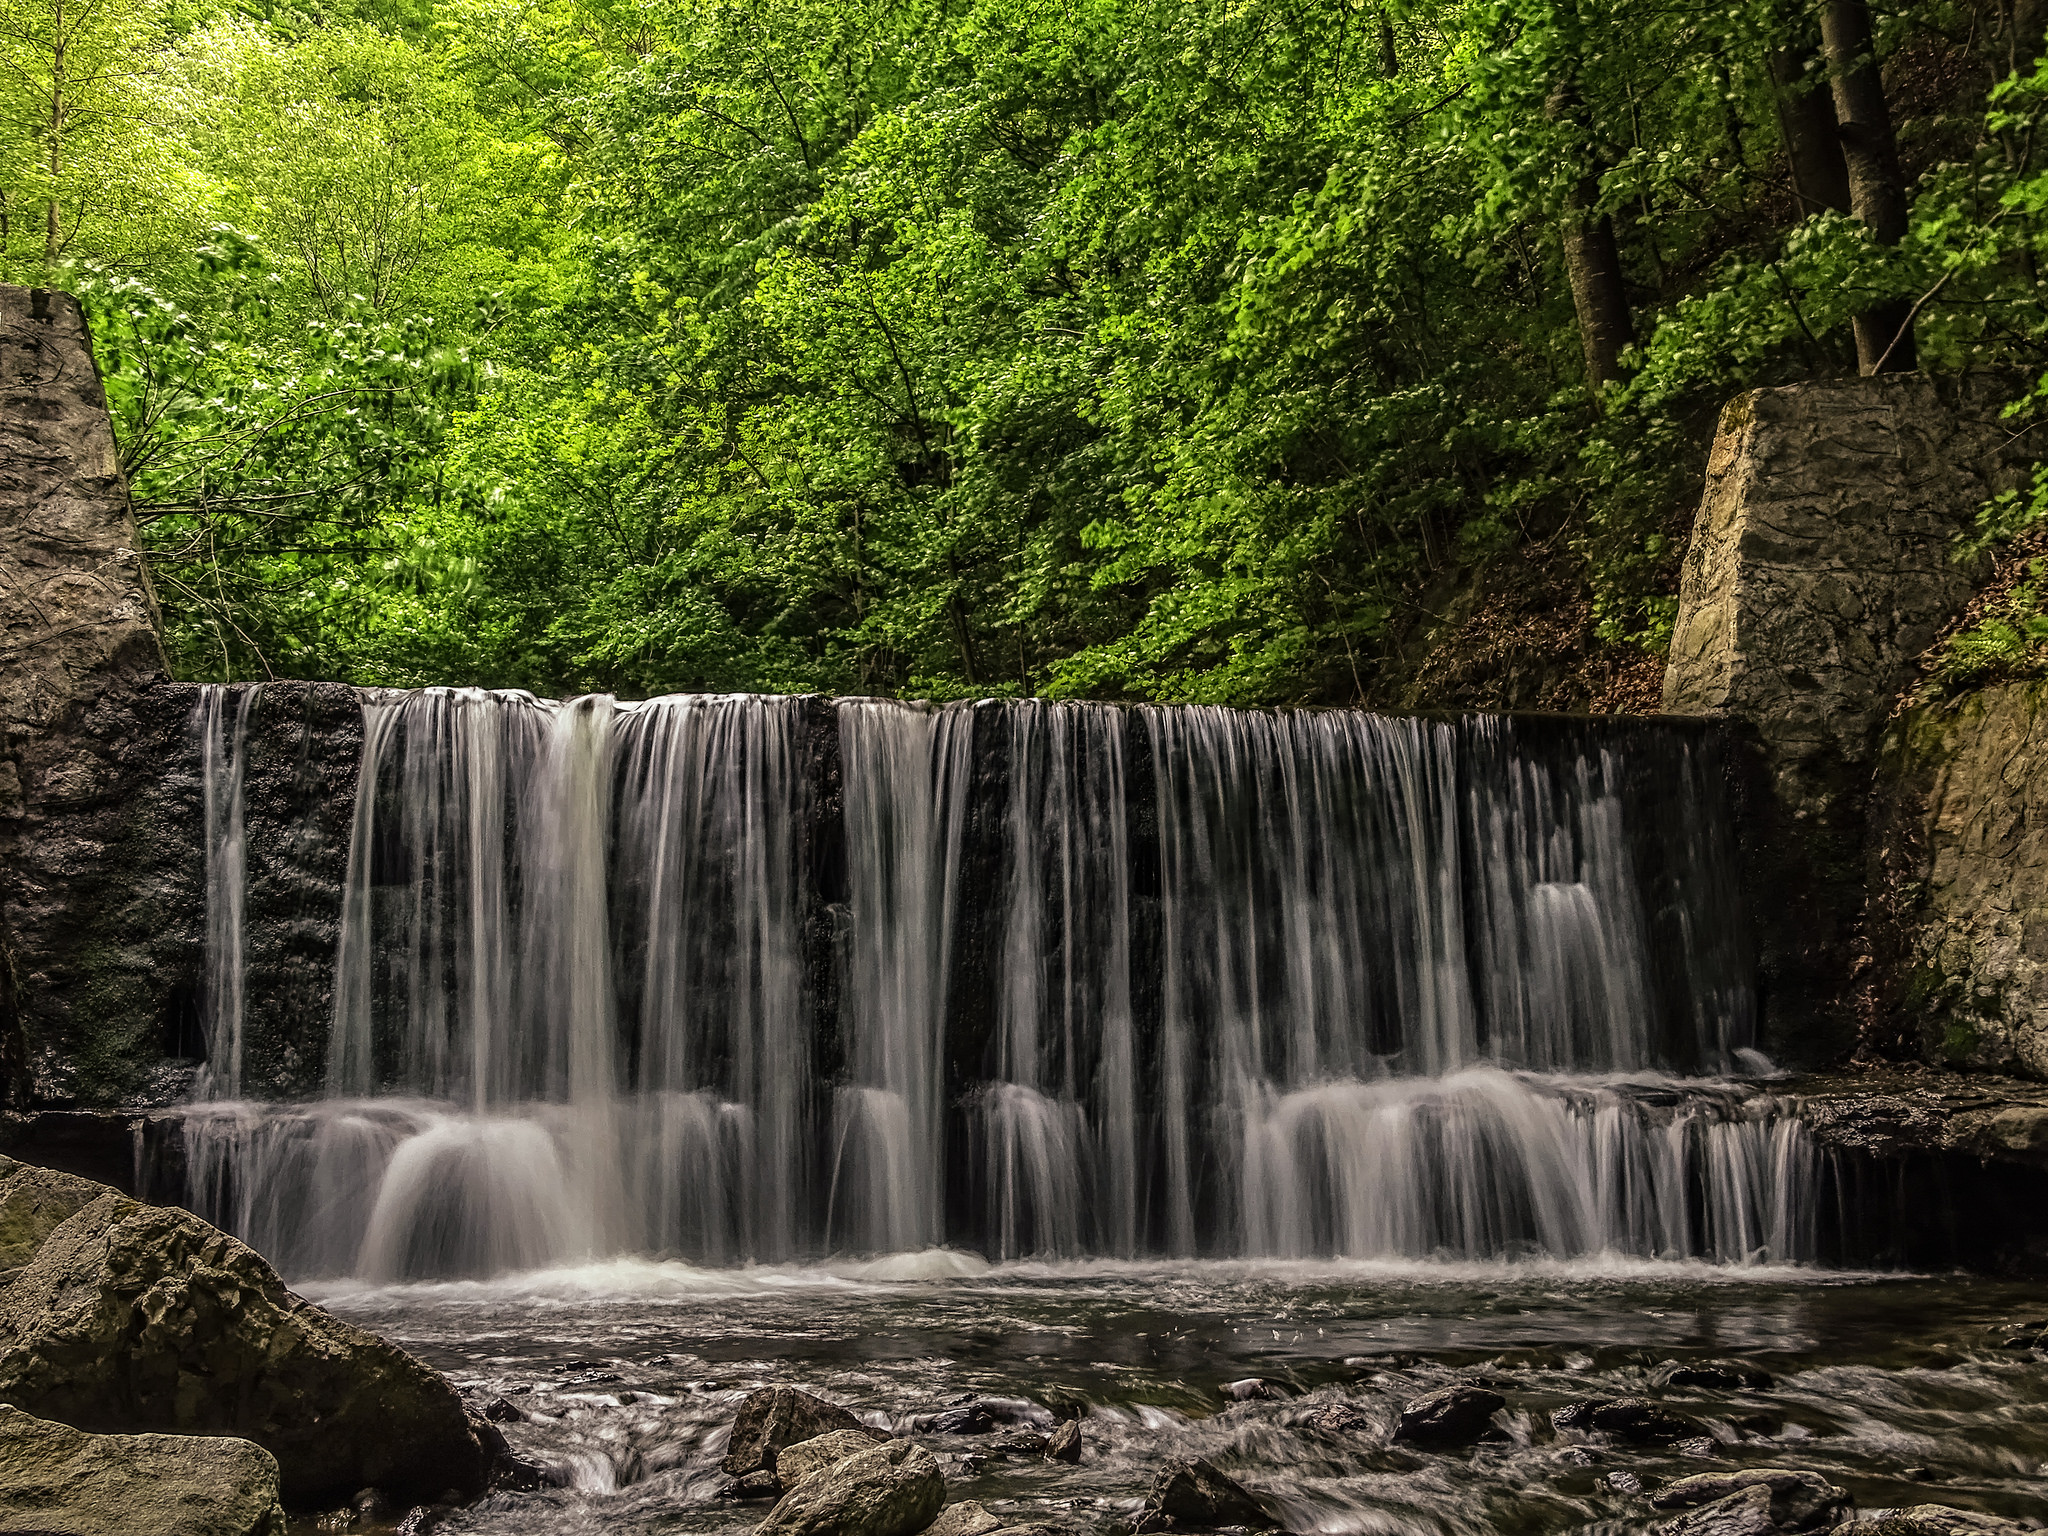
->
[7,0,2048,701]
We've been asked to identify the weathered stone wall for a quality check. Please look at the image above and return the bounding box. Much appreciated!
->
[1662,373,2035,1061]
[0,286,178,1106]
[1868,682,2048,1080]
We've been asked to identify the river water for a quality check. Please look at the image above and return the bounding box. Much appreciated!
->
[305,1257,2048,1535]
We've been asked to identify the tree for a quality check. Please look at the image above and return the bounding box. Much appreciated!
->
[1820,0,1917,371]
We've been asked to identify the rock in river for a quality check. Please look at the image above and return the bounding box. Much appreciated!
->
[0,1402,286,1536]
[926,1501,1005,1536]
[726,1387,871,1478]
[1862,1510,2034,1536]
[1044,1420,1083,1462]
[776,1428,895,1490]
[1552,1397,1699,1444]
[1657,1485,1778,1536]
[1392,1385,1506,1446]
[1147,1456,1274,1529]
[0,1181,490,1507]
[1649,1468,1849,1532]
[756,1438,946,1536]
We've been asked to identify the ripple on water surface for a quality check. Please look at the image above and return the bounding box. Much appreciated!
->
[303,1258,2048,1536]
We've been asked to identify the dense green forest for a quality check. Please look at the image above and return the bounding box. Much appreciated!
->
[7,0,2048,700]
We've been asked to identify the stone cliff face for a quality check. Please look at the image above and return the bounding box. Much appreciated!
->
[1869,683,2048,1080]
[0,286,176,1106]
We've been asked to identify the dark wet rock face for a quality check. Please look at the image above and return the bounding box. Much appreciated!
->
[1044,1420,1083,1463]
[0,1179,488,1506]
[1862,1507,2034,1535]
[723,1387,870,1477]
[0,1402,287,1536]
[1657,1484,1779,1536]
[755,1438,946,1536]
[1649,1468,1849,1531]
[1392,1385,1505,1446]
[1146,1456,1273,1529]
[1552,1397,1700,1444]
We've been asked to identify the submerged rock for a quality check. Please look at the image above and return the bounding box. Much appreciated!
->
[777,1428,895,1490]
[1220,1378,1286,1402]
[1044,1420,1083,1463]
[927,1500,1005,1536]
[1306,1402,1374,1436]
[756,1438,946,1536]
[1657,1362,1775,1391]
[725,1388,871,1477]
[1551,1397,1699,1444]
[1392,1385,1506,1446]
[1650,1468,1849,1532]
[0,1402,286,1536]
[1656,1484,1777,1536]
[0,1187,491,1507]
[1146,1457,1274,1529]
[918,1406,998,1435]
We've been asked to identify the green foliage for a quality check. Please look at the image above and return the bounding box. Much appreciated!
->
[11,0,2048,699]
[1934,560,2048,684]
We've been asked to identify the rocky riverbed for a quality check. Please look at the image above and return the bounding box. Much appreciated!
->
[303,1256,2048,1536]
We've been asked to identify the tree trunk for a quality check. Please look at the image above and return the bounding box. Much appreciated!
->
[1548,82,1633,395]
[1769,43,1852,216]
[1820,0,1916,372]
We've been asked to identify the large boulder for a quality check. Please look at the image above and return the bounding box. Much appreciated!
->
[1650,1468,1849,1532]
[725,1386,870,1477]
[0,1156,103,1270]
[0,1187,490,1507]
[0,1402,286,1536]
[755,1438,946,1536]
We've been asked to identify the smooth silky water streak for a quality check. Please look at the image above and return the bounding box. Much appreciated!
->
[193,683,259,1099]
[829,698,973,1254]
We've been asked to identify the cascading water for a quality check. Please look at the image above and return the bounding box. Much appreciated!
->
[181,692,1824,1281]
[193,682,258,1099]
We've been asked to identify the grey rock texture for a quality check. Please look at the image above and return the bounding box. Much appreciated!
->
[1869,682,2048,1080]
[925,1501,1003,1536]
[725,1387,871,1478]
[775,1428,893,1490]
[1655,1484,1777,1536]
[0,1403,286,1536]
[1862,1508,2032,1536]
[0,285,176,1106]
[1788,1069,2048,1166]
[0,1152,103,1268]
[0,1176,489,1505]
[1661,375,2033,1059]
[755,1438,946,1536]
[1649,1467,1849,1531]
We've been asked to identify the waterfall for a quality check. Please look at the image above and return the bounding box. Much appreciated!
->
[193,683,259,1099]
[830,699,973,1254]
[183,693,1820,1280]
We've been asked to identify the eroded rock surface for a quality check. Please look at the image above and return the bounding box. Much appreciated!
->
[755,1438,945,1536]
[0,1402,286,1536]
[1146,1456,1274,1529]
[775,1428,893,1490]
[1661,374,2034,1054]
[1870,681,2048,1080]
[725,1387,870,1478]
[0,1183,489,1505]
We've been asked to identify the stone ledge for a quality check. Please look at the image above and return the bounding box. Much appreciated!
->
[1784,1066,2048,1170]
